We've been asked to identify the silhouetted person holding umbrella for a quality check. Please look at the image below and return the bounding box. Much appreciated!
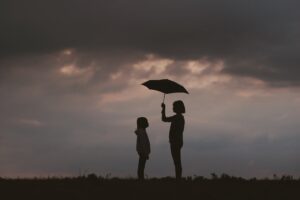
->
[161,100,185,179]
[135,117,151,180]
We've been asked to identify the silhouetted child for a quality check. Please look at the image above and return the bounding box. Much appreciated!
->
[135,117,151,180]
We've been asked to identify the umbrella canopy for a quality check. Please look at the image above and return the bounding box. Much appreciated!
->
[142,79,189,94]
[142,79,189,102]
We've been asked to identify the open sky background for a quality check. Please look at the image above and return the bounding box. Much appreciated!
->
[1,0,300,178]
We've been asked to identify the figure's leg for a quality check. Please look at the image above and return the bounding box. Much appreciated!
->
[171,145,182,179]
[138,156,147,180]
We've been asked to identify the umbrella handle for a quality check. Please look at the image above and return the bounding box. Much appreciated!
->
[162,93,166,103]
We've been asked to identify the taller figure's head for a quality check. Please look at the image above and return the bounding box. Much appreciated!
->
[173,100,185,114]
[137,117,149,129]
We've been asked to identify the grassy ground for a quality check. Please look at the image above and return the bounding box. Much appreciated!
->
[1,175,299,200]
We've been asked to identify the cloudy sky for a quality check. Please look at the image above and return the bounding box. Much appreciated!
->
[1,0,300,178]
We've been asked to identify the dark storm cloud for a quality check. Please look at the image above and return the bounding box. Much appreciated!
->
[1,0,300,85]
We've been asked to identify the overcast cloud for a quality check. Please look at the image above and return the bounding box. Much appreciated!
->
[1,0,300,178]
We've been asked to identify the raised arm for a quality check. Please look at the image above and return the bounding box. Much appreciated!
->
[161,103,174,122]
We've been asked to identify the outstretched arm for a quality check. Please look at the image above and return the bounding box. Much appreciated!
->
[161,103,173,122]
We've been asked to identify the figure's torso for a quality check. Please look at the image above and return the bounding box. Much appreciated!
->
[169,114,185,146]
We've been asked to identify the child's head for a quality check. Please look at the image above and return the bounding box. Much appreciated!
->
[137,117,149,129]
[173,100,185,114]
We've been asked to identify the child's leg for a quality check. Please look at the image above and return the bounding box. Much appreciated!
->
[138,156,147,179]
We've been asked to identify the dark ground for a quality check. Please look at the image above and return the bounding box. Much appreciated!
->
[1,175,299,200]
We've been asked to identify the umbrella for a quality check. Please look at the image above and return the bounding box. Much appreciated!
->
[142,79,189,102]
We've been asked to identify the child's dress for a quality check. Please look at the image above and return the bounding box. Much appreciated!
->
[135,129,151,159]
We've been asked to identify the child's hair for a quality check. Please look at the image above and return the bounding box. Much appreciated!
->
[137,117,149,129]
[173,100,185,114]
